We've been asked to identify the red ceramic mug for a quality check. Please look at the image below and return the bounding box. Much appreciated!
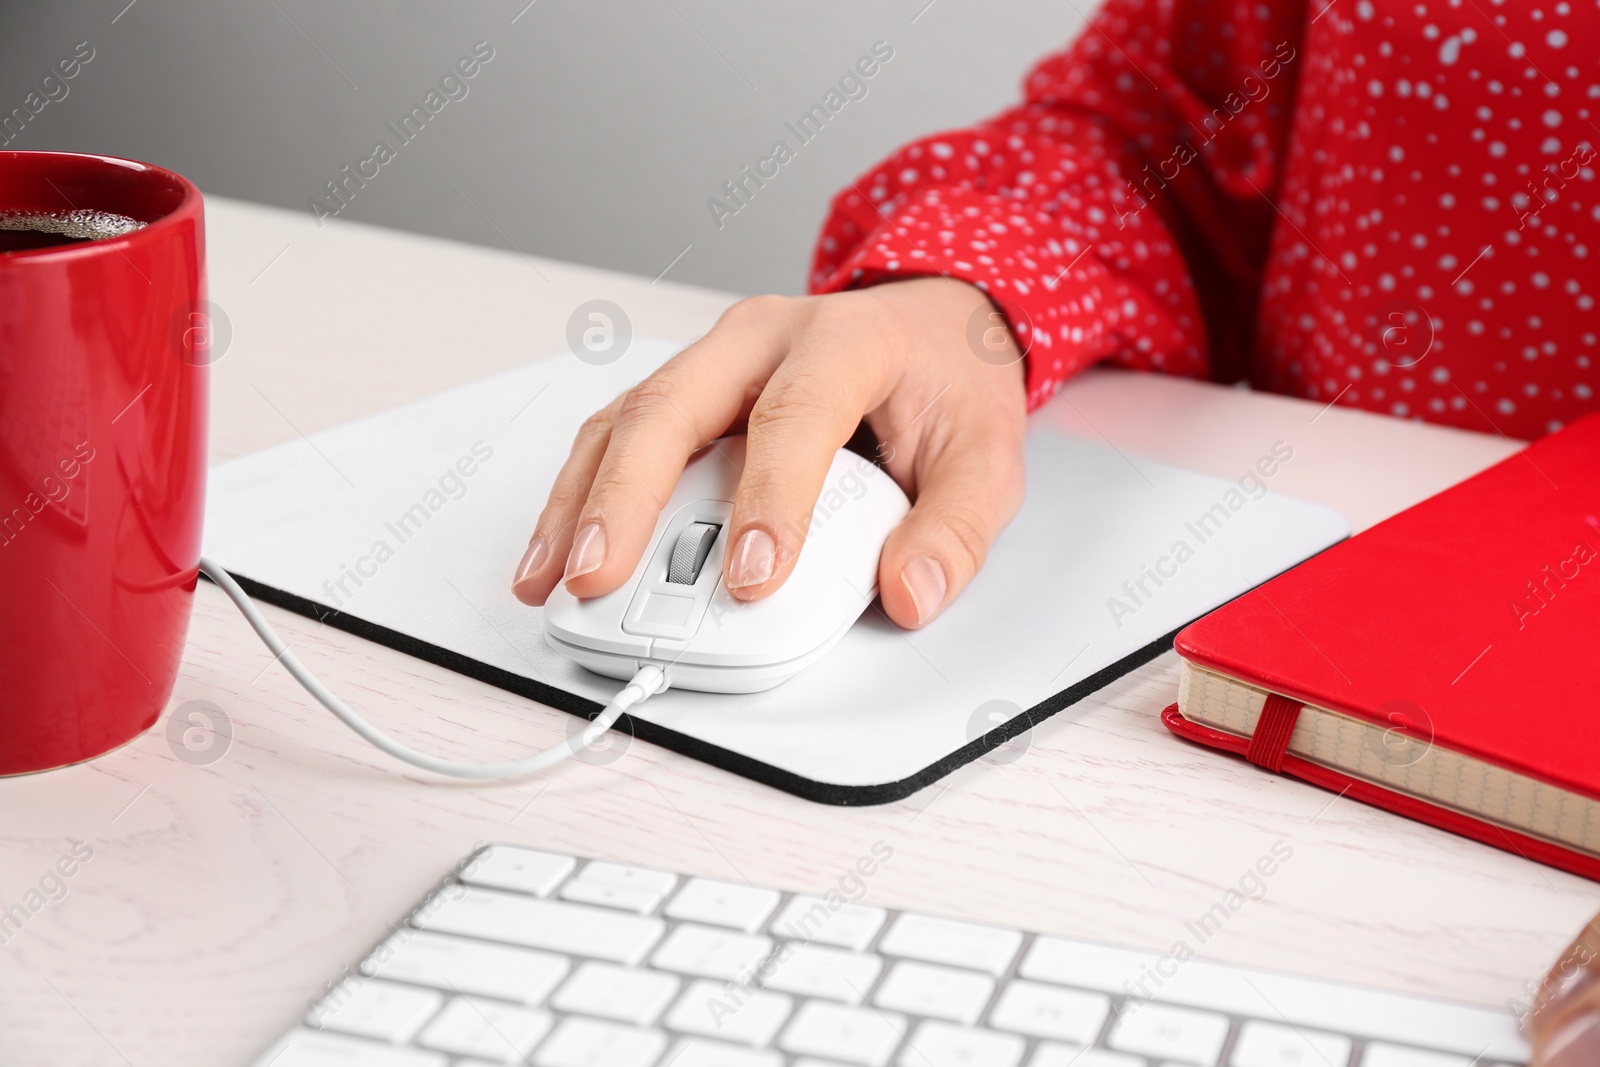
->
[0,152,208,775]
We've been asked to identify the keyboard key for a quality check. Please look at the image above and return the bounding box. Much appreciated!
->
[988,980,1110,1044]
[255,1029,448,1067]
[666,979,794,1046]
[779,1001,907,1066]
[559,880,664,914]
[1360,1046,1478,1067]
[1108,1002,1230,1065]
[1232,1020,1353,1067]
[668,1037,785,1067]
[651,923,774,981]
[896,1020,1024,1067]
[555,861,676,912]
[771,895,887,951]
[576,860,678,896]
[416,886,664,964]
[415,997,551,1062]
[666,878,782,932]
[533,1015,667,1067]
[360,930,569,1005]
[762,943,882,1004]
[1029,1046,1142,1067]
[1019,936,1112,989]
[460,846,575,897]
[308,979,442,1042]
[872,960,994,1024]
[551,961,679,1025]
[878,913,1021,977]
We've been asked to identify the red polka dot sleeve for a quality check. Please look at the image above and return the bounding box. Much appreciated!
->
[810,0,1305,411]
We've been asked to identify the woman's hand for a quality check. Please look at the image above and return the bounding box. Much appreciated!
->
[1528,913,1600,1065]
[511,276,1028,629]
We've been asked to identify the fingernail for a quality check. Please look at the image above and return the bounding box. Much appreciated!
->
[514,537,547,587]
[901,555,947,625]
[727,529,775,591]
[1543,1012,1600,1067]
[565,523,605,581]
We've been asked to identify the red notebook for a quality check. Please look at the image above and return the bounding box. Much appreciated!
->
[1165,414,1600,882]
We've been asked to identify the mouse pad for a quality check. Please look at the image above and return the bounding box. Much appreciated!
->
[203,338,1349,804]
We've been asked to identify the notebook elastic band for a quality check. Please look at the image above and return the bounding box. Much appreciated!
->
[1246,693,1303,773]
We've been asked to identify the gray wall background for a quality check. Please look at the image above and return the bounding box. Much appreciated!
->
[0,1,1091,296]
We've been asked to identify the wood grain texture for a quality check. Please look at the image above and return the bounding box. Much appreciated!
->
[0,197,1592,1066]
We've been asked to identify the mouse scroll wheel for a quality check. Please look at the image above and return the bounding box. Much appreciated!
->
[666,522,722,585]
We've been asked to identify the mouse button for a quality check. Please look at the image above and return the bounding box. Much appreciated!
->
[541,594,653,657]
[620,589,701,639]
[639,591,697,627]
[621,581,717,638]
[653,591,807,667]
[784,530,882,604]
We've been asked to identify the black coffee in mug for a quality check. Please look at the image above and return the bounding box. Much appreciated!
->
[0,208,146,253]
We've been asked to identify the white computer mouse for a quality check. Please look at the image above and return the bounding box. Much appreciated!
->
[544,435,910,693]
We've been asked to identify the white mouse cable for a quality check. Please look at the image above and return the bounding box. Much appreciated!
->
[197,557,668,780]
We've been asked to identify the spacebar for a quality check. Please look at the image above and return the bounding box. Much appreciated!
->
[415,886,665,964]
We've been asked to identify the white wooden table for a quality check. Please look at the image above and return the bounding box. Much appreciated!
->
[1,197,1593,1066]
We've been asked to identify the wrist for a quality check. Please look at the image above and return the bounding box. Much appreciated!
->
[879,276,1029,394]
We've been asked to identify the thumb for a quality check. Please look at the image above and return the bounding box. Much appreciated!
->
[876,428,1025,629]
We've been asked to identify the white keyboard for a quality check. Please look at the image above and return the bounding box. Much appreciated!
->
[253,845,1528,1067]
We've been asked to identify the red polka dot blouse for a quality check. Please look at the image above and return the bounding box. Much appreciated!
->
[810,0,1599,440]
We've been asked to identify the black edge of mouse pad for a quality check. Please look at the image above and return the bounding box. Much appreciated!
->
[205,553,1322,806]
